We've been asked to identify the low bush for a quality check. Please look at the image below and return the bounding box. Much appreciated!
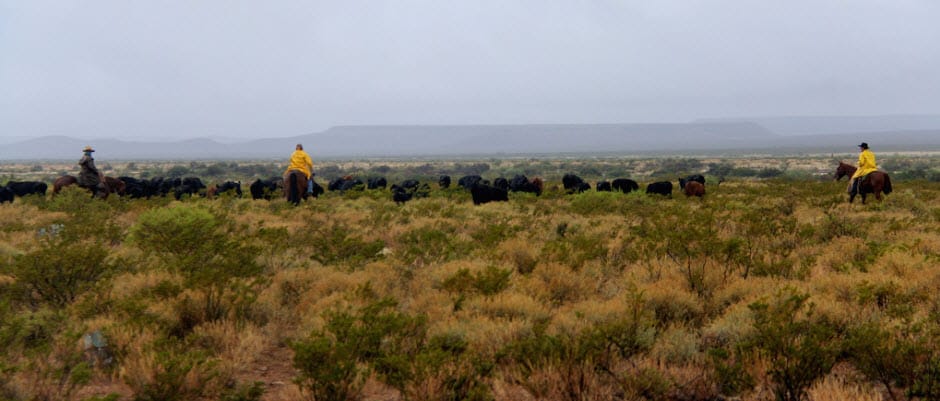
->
[395,223,467,266]
[292,297,428,401]
[9,237,112,308]
[303,219,385,268]
[441,265,512,298]
[129,205,262,322]
[743,289,840,401]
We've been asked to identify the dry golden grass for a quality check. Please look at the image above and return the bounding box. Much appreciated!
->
[527,262,595,305]
[2,160,940,400]
[806,365,886,401]
[191,320,268,372]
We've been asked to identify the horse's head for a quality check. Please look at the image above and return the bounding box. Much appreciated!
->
[834,162,852,181]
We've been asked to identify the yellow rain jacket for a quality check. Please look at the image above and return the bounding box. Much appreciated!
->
[851,149,877,179]
[285,149,314,179]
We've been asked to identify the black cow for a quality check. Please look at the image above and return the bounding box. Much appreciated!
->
[679,174,706,187]
[309,180,325,198]
[390,181,430,204]
[174,177,206,200]
[493,177,510,191]
[562,174,591,194]
[391,186,413,204]
[439,175,452,189]
[158,177,181,198]
[328,177,345,191]
[596,181,612,192]
[250,177,281,200]
[215,181,242,197]
[457,175,483,190]
[416,182,431,197]
[147,177,166,197]
[399,179,420,191]
[367,177,387,190]
[611,178,640,193]
[509,175,542,196]
[0,187,13,204]
[329,176,364,192]
[646,181,673,197]
[119,176,151,198]
[5,181,48,197]
[470,182,509,205]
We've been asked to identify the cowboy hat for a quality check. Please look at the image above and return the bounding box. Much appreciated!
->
[82,146,95,152]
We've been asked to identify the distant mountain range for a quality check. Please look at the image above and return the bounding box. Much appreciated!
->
[3,115,940,160]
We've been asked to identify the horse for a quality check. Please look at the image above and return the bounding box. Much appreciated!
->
[283,170,308,206]
[53,175,121,198]
[834,161,893,204]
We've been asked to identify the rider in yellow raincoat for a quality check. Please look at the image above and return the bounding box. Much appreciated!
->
[850,142,877,196]
[285,144,315,194]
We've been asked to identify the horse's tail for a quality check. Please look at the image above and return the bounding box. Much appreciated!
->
[882,173,892,195]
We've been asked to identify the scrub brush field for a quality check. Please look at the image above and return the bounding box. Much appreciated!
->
[2,156,940,401]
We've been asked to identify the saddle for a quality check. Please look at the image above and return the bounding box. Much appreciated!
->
[284,169,309,182]
[848,172,874,195]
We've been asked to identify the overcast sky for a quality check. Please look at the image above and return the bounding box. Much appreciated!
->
[2,0,939,143]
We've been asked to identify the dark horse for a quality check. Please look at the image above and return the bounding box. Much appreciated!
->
[834,162,892,204]
[53,175,123,198]
[283,170,307,206]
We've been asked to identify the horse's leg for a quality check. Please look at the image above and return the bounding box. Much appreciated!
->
[289,174,299,205]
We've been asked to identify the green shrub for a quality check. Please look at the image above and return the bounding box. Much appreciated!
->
[0,361,15,400]
[743,290,840,401]
[631,208,723,296]
[501,289,656,392]
[844,321,921,401]
[22,338,94,401]
[32,188,126,244]
[304,220,385,268]
[128,206,221,269]
[395,223,466,265]
[127,346,216,401]
[219,381,265,401]
[0,307,64,354]
[292,297,428,401]
[469,220,518,249]
[408,333,493,401]
[540,228,609,271]
[567,191,626,216]
[441,265,512,298]
[708,347,754,397]
[910,355,940,400]
[620,367,672,400]
[10,237,112,308]
[729,205,806,279]
[817,209,864,240]
[129,205,262,322]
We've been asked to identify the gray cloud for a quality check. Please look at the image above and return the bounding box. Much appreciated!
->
[2,0,939,142]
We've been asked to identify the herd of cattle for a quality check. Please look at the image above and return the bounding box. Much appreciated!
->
[0,173,708,205]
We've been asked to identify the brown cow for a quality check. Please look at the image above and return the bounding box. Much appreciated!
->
[683,181,705,197]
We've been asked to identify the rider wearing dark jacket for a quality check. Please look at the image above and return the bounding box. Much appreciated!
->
[78,146,106,197]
